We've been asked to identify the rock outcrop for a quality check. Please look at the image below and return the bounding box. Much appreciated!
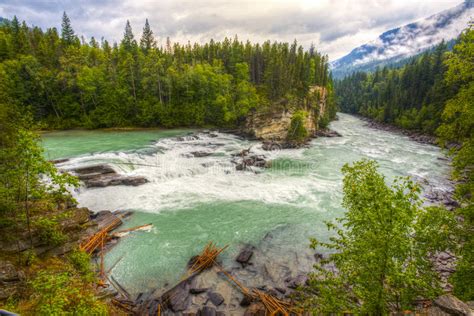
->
[243,86,327,143]
[67,164,148,188]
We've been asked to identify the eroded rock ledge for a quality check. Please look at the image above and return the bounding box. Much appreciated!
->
[67,164,148,188]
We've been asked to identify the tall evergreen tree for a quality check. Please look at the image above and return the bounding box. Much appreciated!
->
[61,12,76,46]
[140,18,156,53]
[121,20,136,51]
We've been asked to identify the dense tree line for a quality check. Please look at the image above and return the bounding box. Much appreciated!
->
[332,27,473,303]
[335,41,452,134]
[0,13,333,129]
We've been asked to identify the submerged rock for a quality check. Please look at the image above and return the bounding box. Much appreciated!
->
[189,151,213,158]
[236,245,255,266]
[315,128,342,137]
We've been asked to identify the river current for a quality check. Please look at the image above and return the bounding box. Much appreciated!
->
[42,113,451,295]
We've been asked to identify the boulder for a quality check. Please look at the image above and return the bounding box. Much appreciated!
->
[434,295,473,316]
[199,306,216,316]
[190,287,208,295]
[60,207,91,230]
[208,292,225,306]
[315,129,342,137]
[236,245,255,266]
[240,295,253,307]
[286,274,308,289]
[0,261,23,282]
[0,260,25,300]
[71,164,116,177]
[85,175,148,188]
[91,211,123,231]
[189,151,212,158]
[163,282,191,312]
[244,302,266,316]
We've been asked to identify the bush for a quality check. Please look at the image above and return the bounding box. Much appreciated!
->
[30,268,107,315]
[68,249,94,281]
[287,110,308,142]
[35,217,67,246]
[301,160,456,314]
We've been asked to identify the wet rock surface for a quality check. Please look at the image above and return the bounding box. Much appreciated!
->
[232,149,271,171]
[236,245,255,266]
[361,116,437,145]
[139,227,319,315]
[314,128,342,137]
[67,164,148,188]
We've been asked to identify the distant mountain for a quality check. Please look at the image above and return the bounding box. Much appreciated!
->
[331,0,473,79]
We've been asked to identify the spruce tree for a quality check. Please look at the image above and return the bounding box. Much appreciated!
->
[140,18,156,53]
[61,11,76,46]
[121,20,136,51]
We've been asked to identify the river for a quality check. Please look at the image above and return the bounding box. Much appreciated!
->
[42,113,451,296]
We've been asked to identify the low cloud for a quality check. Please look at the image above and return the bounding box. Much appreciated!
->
[0,0,465,60]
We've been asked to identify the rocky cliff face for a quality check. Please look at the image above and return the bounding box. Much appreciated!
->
[244,86,327,141]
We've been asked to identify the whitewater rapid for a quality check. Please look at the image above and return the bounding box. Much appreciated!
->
[44,113,452,293]
[53,113,450,214]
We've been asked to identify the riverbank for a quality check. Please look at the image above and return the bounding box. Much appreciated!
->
[38,113,459,313]
[356,114,438,145]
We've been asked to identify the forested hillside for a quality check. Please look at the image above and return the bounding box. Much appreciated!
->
[0,13,335,129]
[335,41,451,134]
[336,27,473,301]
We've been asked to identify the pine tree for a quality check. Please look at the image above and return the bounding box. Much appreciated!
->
[140,18,156,53]
[61,12,76,46]
[10,16,29,55]
[121,20,136,51]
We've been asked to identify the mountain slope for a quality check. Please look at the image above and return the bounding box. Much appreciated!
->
[331,0,473,79]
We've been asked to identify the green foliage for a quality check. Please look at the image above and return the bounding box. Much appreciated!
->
[302,160,456,314]
[287,110,308,142]
[335,28,473,301]
[68,249,94,281]
[0,16,333,129]
[436,27,474,300]
[34,217,67,246]
[0,103,78,256]
[30,267,107,315]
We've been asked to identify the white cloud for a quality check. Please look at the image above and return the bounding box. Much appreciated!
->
[0,0,465,60]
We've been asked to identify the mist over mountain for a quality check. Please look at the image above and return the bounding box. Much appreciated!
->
[331,0,473,79]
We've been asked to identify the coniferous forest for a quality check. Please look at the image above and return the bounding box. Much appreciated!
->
[0,13,334,129]
[0,8,473,315]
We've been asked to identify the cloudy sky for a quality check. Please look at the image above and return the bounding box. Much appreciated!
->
[0,0,465,60]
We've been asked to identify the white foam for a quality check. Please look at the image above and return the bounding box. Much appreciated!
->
[61,113,450,214]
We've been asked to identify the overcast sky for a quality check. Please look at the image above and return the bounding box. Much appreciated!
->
[0,0,465,60]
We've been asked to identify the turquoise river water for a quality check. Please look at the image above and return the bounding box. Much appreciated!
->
[41,113,451,295]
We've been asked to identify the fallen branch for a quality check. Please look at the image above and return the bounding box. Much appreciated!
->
[111,223,153,238]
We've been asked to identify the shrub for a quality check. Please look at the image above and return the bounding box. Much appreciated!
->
[287,110,308,142]
[35,217,67,246]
